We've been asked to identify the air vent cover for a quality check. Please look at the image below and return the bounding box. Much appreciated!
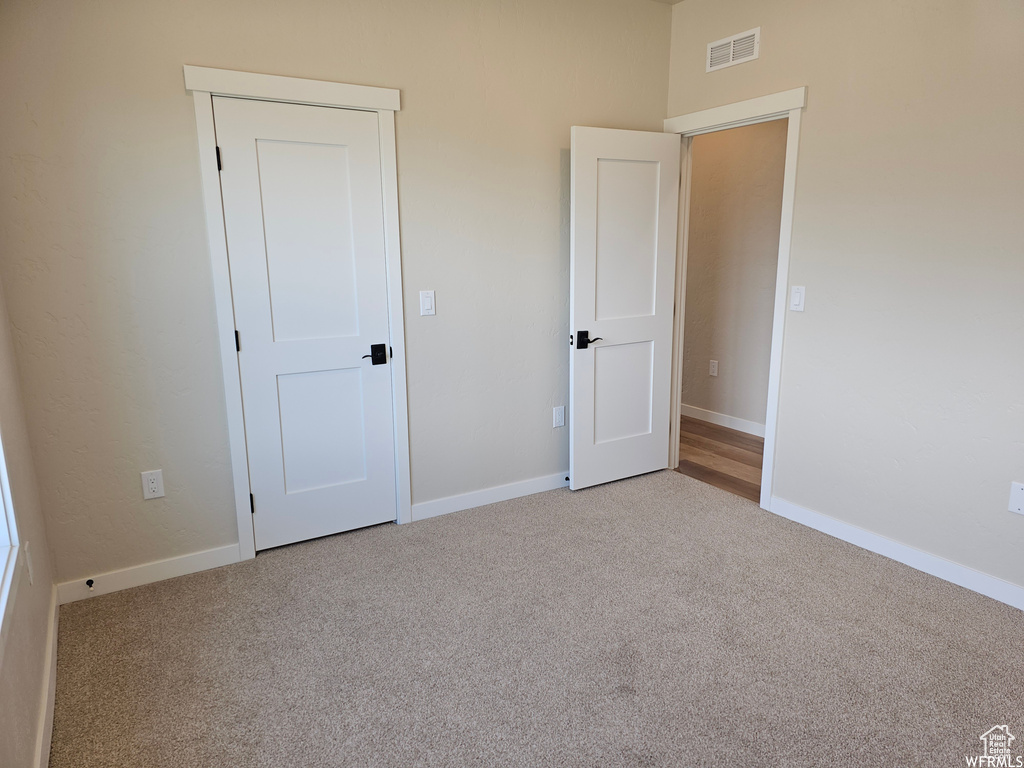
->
[706,27,760,72]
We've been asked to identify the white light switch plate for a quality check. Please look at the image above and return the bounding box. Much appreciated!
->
[790,286,806,312]
[1010,482,1024,515]
[419,290,435,316]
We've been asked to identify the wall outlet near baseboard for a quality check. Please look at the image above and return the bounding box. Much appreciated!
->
[553,405,565,428]
[141,469,165,500]
[1010,482,1024,515]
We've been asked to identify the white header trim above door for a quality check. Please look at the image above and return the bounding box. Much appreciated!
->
[664,87,805,136]
[185,67,411,562]
[183,65,401,111]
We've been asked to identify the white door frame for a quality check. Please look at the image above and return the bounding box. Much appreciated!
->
[665,87,806,510]
[184,65,412,561]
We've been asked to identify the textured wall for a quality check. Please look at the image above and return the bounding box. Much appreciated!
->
[681,119,787,426]
[0,0,671,582]
[0,274,56,768]
[670,0,1024,584]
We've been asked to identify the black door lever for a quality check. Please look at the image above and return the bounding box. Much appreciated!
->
[362,343,388,365]
[575,330,603,350]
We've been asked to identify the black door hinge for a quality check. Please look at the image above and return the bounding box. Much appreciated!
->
[216,146,222,171]
[249,493,255,515]
[234,330,241,352]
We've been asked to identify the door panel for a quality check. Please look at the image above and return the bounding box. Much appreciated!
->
[258,140,361,342]
[570,127,680,490]
[214,96,397,550]
[595,159,660,321]
[277,368,367,492]
[594,341,654,444]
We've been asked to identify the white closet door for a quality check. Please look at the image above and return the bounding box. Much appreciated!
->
[569,127,681,490]
[214,96,397,550]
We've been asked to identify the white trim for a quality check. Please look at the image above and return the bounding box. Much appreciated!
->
[0,429,16,667]
[664,87,806,136]
[769,497,1024,612]
[679,404,765,438]
[665,89,805,512]
[0,430,16,549]
[190,91,257,561]
[411,473,569,522]
[760,110,802,509]
[0,546,20,663]
[56,544,240,605]
[183,65,400,112]
[186,67,412,550]
[668,137,693,470]
[33,587,58,768]
[378,110,413,526]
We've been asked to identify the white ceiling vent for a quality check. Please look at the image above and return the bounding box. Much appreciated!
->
[706,28,760,72]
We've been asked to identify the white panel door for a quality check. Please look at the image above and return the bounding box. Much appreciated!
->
[569,127,681,490]
[214,96,397,550]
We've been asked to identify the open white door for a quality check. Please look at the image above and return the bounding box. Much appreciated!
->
[569,127,681,490]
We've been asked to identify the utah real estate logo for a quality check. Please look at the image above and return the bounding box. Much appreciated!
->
[966,726,1023,767]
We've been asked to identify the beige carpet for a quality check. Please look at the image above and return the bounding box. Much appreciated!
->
[50,471,1024,767]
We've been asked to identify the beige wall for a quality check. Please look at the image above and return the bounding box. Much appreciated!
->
[682,119,787,427]
[0,0,672,582]
[670,0,1024,584]
[0,276,56,768]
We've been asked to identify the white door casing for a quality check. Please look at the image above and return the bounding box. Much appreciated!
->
[569,127,681,490]
[186,67,410,561]
[214,96,397,550]
[664,87,806,509]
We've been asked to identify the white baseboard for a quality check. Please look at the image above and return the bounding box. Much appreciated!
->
[769,497,1024,611]
[55,474,571,601]
[680,404,765,438]
[412,472,569,522]
[57,544,240,605]
[34,587,57,768]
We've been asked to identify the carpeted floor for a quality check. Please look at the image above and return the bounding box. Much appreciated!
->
[50,471,1024,767]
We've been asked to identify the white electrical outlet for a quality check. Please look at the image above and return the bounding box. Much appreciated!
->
[1010,482,1024,515]
[709,360,719,377]
[553,406,565,428]
[141,469,165,500]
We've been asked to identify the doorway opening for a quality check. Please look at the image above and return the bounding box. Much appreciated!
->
[666,87,806,510]
[674,119,788,503]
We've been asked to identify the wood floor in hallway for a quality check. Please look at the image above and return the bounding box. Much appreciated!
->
[675,416,765,502]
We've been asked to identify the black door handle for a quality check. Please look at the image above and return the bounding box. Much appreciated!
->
[575,331,603,350]
[362,343,388,365]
